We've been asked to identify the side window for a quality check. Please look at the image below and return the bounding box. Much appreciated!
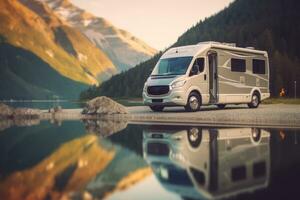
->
[231,58,246,72]
[193,58,205,73]
[253,59,266,74]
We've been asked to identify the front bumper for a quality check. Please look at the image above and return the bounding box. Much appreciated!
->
[143,89,187,106]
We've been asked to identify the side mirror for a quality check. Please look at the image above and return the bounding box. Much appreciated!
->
[190,65,199,76]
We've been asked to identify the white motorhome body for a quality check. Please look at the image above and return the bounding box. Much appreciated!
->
[143,41,270,112]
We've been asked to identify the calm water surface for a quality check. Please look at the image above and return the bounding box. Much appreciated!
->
[0,120,299,200]
[2,100,84,109]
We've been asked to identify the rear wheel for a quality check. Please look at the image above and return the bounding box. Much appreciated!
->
[251,128,261,144]
[149,105,164,112]
[217,104,226,109]
[248,92,260,108]
[187,128,202,148]
[185,92,201,112]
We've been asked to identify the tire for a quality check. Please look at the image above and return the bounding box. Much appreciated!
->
[149,105,164,112]
[185,92,201,112]
[248,92,260,108]
[251,128,261,144]
[217,104,226,109]
[187,128,202,148]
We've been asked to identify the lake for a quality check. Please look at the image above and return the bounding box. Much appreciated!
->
[0,120,299,200]
[1,100,84,109]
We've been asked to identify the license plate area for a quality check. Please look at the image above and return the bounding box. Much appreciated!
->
[152,99,163,103]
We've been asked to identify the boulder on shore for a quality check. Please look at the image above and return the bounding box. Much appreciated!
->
[0,103,13,117]
[82,96,128,115]
[13,108,41,119]
[0,103,41,119]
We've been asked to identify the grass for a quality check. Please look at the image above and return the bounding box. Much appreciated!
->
[262,98,300,104]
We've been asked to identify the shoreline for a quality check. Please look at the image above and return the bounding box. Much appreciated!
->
[37,104,300,128]
[2,103,300,129]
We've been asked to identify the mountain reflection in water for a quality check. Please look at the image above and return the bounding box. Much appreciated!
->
[0,121,299,200]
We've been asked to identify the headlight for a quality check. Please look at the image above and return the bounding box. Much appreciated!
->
[171,80,186,89]
[143,83,147,91]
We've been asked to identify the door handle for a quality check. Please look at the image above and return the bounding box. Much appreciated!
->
[204,74,207,80]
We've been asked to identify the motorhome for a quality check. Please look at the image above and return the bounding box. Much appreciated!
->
[143,41,270,112]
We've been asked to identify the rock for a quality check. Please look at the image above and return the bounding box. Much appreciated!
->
[83,118,128,137]
[0,103,41,120]
[14,118,41,127]
[0,103,13,118]
[0,103,41,130]
[82,96,128,115]
[13,108,41,119]
[0,119,13,131]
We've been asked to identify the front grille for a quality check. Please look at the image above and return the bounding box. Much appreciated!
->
[147,143,169,156]
[147,85,169,95]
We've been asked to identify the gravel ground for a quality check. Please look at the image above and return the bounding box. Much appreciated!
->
[127,104,300,128]
[40,104,300,128]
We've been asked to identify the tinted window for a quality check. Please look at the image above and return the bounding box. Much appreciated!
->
[231,58,246,72]
[231,165,246,181]
[193,58,205,73]
[253,59,266,74]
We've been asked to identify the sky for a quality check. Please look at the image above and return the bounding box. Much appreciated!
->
[71,0,234,50]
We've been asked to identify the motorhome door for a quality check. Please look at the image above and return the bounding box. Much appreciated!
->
[208,52,218,103]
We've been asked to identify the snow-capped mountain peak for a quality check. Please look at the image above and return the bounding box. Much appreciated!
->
[36,0,157,71]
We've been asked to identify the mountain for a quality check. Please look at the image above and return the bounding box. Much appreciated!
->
[0,0,117,99]
[80,0,300,99]
[38,0,157,71]
[0,0,156,100]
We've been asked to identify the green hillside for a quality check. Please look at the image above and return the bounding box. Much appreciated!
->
[0,0,116,100]
[80,0,300,99]
[0,43,88,99]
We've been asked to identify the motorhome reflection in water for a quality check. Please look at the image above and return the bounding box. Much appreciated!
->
[143,41,270,112]
[143,126,270,199]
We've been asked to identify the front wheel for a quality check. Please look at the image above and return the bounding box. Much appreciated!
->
[248,92,260,108]
[149,105,164,112]
[185,92,201,112]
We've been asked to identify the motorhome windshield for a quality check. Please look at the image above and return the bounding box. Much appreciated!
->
[151,56,193,76]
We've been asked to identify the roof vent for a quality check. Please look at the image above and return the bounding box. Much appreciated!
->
[197,41,221,45]
[222,43,236,47]
[197,41,236,47]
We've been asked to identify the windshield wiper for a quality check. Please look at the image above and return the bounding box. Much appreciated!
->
[151,73,182,76]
